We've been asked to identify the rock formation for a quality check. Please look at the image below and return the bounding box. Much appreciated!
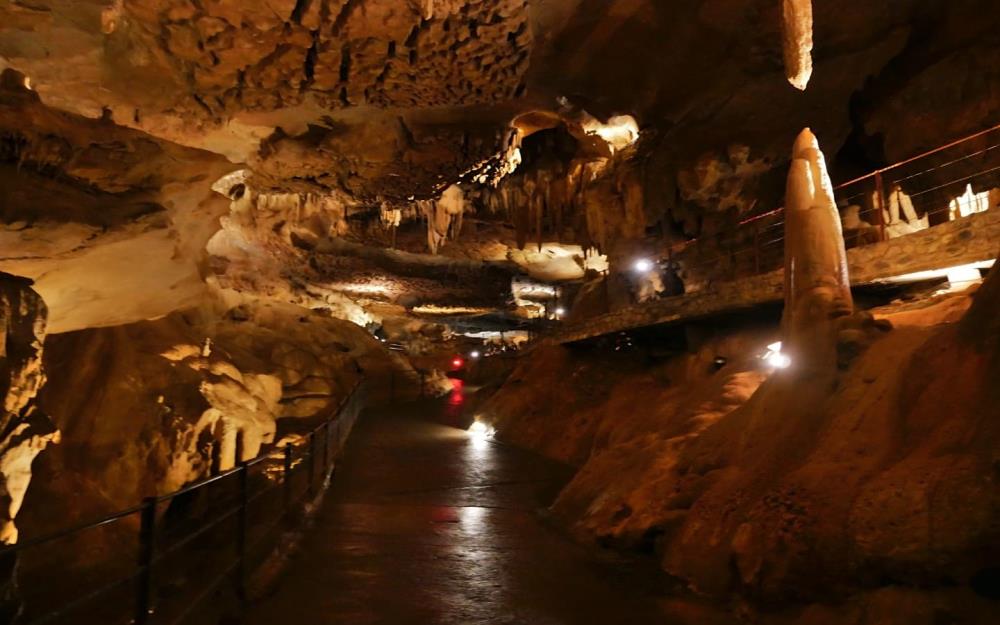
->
[782,0,814,90]
[0,1,996,619]
[421,184,467,255]
[0,273,58,546]
[0,69,233,334]
[483,275,999,623]
[25,301,414,533]
[782,128,853,376]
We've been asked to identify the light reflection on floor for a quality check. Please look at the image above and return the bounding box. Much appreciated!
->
[245,399,729,624]
[441,376,466,424]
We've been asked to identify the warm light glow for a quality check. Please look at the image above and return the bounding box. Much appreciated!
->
[768,353,791,369]
[762,341,791,369]
[411,305,493,316]
[876,260,994,287]
[946,266,983,288]
[511,280,557,299]
[582,114,640,153]
[447,378,465,407]
[452,357,464,368]
[554,307,565,316]
[949,184,990,220]
[633,258,653,273]
[468,420,495,443]
[507,244,608,281]
[330,282,395,296]
[469,350,481,359]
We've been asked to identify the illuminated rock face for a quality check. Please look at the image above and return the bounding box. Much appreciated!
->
[0,273,58,545]
[0,71,233,334]
[486,274,1000,622]
[782,128,853,375]
[782,0,814,90]
[30,302,406,520]
[421,184,466,255]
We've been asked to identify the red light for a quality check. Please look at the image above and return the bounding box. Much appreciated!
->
[448,378,464,405]
[452,357,464,368]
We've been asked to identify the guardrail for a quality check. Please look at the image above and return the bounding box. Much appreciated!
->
[1,380,366,625]
[666,123,1000,282]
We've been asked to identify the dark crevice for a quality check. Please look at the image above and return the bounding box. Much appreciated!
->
[191,94,216,120]
[339,44,351,83]
[330,0,363,36]
[290,0,311,24]
[404,25,420,48]
[301,33,319,91]
[397,116,416,149]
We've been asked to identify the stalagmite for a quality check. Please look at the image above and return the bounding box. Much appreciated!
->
[782,128,853,375]
[782,0,813,90]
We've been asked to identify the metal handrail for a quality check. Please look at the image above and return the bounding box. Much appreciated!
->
[838,121,1000,187]
[0,504,145,556]
[7,379,364,625]
[659,123,1000,278]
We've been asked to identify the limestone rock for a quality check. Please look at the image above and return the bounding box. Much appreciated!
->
[0,273,58,545]
[782,128,853,376]
[782,0,814,90]
[25,300,414,539]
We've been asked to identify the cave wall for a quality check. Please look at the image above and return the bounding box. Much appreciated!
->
[0,273,58,545]
[0,70,235,334]
[17,301,409,539]
[0,5,996,604]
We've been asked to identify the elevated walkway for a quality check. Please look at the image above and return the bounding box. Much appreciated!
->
[554,204,999,345]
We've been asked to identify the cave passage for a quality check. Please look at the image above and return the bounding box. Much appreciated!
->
[246,390,712,624]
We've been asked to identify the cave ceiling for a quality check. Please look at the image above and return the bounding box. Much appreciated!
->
[1,0,998,334]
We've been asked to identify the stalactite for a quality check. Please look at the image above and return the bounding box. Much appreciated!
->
[419,184,466,254]
[782,0,814,90]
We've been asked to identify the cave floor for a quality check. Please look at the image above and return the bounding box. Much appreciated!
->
[245,390,732,625]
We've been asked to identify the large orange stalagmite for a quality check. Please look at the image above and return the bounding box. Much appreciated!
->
[782,128,854,377]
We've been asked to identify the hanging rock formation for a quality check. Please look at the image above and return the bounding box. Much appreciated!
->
[782,0,814,90]
[421,184,467,254]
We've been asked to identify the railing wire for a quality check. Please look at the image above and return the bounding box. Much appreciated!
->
[7,380,365,625]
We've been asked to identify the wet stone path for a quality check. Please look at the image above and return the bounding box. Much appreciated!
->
[247,393,729,625]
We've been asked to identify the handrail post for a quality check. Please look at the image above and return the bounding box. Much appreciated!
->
[283,443,293,512]
[323,421,330,472]
[752,220,760,274]
[307,431,317,497]
[875,171,888,241]
[335,419,341,464]
[236,462,249,603]
[135,496,157,625]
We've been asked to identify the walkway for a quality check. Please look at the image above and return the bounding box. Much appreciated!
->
[554,207,999,344]
[246,390,730,625]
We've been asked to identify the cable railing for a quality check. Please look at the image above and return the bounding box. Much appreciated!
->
[665,123,1000,284]
[2,380,366,625]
